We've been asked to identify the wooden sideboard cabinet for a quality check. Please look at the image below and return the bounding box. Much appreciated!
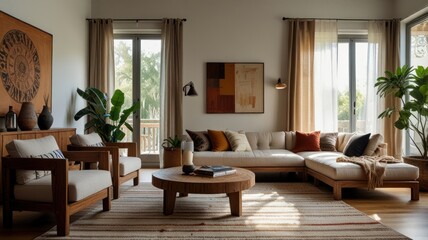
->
[0,128,76,200]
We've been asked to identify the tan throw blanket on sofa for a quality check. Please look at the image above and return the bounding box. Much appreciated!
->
[336,155,402,190]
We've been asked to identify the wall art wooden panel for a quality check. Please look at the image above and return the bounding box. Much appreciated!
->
[0,11,52,116]
[206,62,264,113]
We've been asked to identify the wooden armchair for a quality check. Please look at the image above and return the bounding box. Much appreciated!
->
[2,138,112,236]
[68,134,141,199]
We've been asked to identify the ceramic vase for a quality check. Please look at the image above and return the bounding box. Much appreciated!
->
[37,105,53,130]
[17,102,37,131]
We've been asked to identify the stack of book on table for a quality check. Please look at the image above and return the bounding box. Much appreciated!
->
[194,165,236,177]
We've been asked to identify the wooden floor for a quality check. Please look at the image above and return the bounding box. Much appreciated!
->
[1,169,427,240]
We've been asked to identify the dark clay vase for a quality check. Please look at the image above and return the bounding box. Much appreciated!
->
[37,105,53,130]
[17,102,37,131]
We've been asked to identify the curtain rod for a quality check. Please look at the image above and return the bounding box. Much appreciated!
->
[86,18,187,22]
[282,17,400,21]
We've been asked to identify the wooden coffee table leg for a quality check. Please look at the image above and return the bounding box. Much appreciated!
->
[163,190,177,215]
[227,191,242,216]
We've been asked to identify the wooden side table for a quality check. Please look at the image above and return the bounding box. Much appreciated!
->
[152,167,255,216]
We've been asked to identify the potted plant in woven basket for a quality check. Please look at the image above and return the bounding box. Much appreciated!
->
[375,65,428,191]
[162,135,182,168]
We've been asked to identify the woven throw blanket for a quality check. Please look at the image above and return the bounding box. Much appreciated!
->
[336,155,402,190]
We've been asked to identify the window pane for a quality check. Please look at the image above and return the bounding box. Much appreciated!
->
[338,42,350,132]
[114,39,133,142]
[355,42,368,133]
[409,18,428,155]
[140,39,161,154]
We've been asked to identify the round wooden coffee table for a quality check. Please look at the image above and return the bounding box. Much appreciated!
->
[152,166,255,216]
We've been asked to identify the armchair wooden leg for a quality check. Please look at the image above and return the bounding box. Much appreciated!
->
[133,171,140,186]
[3,205,13,228]
[103,187,112,211]
[56,209,70,236]
[113,185,119,200]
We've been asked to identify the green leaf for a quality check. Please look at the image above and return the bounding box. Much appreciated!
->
[111,89,125,107]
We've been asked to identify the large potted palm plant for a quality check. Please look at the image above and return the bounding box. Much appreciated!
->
[375,65,428,190]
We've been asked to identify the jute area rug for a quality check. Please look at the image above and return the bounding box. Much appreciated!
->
[36,182,409,239]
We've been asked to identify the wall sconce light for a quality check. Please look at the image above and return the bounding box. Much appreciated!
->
[275,78,287,90]
[183,81,198,96]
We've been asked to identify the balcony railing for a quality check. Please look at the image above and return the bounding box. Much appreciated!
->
[122,119,160,154]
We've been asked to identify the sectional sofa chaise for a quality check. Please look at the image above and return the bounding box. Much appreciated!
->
[189,130,420,200]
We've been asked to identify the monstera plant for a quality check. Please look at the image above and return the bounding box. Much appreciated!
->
[74,87,140,142]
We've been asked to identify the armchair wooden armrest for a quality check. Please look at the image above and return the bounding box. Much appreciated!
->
[63,151,109,171]
[105,142,137,157]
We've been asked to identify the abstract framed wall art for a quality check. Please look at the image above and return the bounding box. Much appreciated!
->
[206,62,264,113]
[0,11,52,115]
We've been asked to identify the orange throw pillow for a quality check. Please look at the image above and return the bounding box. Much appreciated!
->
[292,131,321,153]
[207,130,231,151]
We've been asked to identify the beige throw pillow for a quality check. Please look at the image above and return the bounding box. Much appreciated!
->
[336,132,355,152]
[69,132,105,146]
[224,130,252,152]
[363,133,383,156]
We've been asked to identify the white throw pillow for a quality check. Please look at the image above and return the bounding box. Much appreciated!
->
[70,132,105,146]
[224,130,252,152]
[5,135,65,184]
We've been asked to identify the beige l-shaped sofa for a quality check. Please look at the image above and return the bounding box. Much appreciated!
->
[192,131,420,200]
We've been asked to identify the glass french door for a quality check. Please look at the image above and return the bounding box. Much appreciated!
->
[337,37,369,132]
[114,35,161,162]
[406,14,428,155]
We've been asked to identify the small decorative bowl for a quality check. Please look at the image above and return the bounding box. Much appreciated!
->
[182,164,196,175]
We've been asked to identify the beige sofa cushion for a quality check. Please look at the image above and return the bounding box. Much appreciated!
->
[245,131,285,150]
[14,170,112,202]
[119,156,141,176]
[300,151,419,181]
[193,149,304,167]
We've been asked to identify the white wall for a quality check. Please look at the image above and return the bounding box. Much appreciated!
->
[92,0,426,133]
[0,0,90,132]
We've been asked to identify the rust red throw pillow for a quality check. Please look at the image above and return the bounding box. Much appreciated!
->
[292,131,321,153]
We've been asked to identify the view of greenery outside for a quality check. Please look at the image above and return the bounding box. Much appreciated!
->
[337,90,365,120]
[114,39,161,151]
[114,39,161,120]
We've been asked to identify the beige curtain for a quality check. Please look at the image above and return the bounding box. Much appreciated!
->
[382,20,401,159]
[285,20,316,131]
[88,19,114,94]
[160,18,184,167]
